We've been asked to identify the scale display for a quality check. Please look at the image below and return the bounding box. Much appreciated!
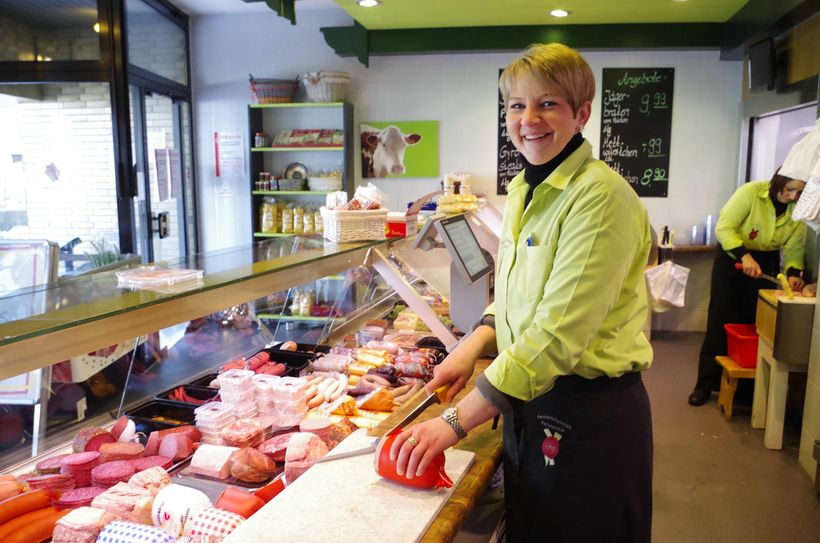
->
[435,215,493,284]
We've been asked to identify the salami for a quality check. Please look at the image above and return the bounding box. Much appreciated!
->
[91,460,136,488]
[25,474,75,493]
[35,454,69,475]
[60,452,100,488]
[72,427,116,453]
[130,455,173,472]
[52,486,106,509]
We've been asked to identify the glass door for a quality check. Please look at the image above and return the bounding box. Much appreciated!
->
[130,85,190,263]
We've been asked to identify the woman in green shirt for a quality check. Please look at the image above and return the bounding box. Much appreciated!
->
[688,172,806,406]
[390,43,654,542]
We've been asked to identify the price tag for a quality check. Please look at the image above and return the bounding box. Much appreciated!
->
[76,396,87,422]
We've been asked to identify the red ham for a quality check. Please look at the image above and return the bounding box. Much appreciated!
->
[257,432,295,463]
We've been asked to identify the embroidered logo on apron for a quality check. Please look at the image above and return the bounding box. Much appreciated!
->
[749,229,759,240]
[542,428,561,466]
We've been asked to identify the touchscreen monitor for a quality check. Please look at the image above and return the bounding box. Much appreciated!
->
[434,215,493,285]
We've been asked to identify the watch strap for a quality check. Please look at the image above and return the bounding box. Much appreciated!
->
[442,407,467,439]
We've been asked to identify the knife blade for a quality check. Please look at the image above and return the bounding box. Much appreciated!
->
[315,384,450,463]
[733,263,779,285]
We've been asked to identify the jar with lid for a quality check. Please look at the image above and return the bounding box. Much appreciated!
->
[300,290,314,316]
[254,132,269,147]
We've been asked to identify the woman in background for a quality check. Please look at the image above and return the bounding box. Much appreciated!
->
[688,170,806,406]
[390,43,654,542]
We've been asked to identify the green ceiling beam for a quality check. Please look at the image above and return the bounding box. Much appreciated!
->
[264,0,296,25]
[321,23,725,67]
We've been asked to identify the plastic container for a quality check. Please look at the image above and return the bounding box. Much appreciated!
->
[724,323,759,368]
[125,400,196,428]
[156,385,219,406]
[188,373,219,387]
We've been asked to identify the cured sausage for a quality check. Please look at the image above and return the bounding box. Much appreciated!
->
[0,489,51,526]
[0,506,59,540]
[3,508,70,543]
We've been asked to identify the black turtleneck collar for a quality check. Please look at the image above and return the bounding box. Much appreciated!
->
[771,194,787,217]
[523,132,584,209]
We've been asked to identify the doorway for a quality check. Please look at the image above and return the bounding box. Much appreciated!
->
[129,86,192,263]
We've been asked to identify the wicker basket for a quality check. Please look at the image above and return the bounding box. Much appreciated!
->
[308,177,343,192]
[321,207,387,242]
[298,71,349,102]
[250,74,297,104]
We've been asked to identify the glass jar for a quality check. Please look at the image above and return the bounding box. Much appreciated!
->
[254,132,269,147]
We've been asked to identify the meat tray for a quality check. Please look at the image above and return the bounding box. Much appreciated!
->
[124,400,196,430]
[156,384,220,406]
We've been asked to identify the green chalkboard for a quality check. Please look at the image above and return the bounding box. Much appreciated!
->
[599,68,674,198]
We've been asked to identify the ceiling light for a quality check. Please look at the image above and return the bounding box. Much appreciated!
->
[93,22,100,33]
[550,9,570,18]
[356,0,381,7]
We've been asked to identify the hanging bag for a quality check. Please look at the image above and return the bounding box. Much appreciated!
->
[645,260,689,312]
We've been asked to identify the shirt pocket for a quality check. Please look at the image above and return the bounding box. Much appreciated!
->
[521,245,553,299]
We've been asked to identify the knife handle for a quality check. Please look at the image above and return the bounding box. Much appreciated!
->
[776,273,794,299]
[434,384,451,403]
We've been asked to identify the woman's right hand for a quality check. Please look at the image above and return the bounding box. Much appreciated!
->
[740,254,762,278]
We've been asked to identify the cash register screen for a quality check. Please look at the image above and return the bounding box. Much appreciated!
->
[436,215,493,285]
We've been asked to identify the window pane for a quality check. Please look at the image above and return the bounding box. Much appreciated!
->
[126,0,187,85]
[0,0,101,61]
[0,82,121,276]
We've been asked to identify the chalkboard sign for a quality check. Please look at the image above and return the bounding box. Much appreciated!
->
[497,69,523,195]
[599,68,674,198]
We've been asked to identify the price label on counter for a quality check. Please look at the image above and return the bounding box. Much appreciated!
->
[599,68,674,198]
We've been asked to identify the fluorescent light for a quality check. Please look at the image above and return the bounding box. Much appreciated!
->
[356,0,381,7]
[550,9,570,18]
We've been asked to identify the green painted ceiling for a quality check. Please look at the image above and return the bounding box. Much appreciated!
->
[332,0,751,30]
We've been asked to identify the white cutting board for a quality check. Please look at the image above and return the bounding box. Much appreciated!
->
[224,429,475,543]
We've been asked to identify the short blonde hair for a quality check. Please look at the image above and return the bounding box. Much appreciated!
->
[499,43,595,115]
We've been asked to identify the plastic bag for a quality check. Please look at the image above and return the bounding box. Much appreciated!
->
[645,260,689,313]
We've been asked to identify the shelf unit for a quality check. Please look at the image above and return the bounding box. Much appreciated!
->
[249,102,354,239]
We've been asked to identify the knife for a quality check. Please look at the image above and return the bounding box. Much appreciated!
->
[316,384,450,463]
[733,263,794,299]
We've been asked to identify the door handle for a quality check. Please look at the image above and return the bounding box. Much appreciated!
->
[153,212,170,239]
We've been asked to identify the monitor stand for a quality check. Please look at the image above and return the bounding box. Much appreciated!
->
[450,264,492,334]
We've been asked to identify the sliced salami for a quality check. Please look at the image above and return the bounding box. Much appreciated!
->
[91,460,136,488]
[53,486,106,509]
[130,455,173,471]
[35,453,69,475]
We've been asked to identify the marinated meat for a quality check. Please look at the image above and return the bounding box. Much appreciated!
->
[229,448,277,483]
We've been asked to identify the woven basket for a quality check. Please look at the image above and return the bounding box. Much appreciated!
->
[298,71,349,102]
[308,177,343,192]
[250,74,297,104]
[321,207,387,242]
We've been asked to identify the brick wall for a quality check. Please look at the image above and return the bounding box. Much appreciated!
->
[0,16,99,61]
[0,82,119,260]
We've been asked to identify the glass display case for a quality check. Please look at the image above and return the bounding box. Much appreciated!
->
[0,235,458,472]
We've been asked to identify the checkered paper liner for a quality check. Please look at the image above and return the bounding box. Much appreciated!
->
[96,520,175,543]
[183,507,245,537]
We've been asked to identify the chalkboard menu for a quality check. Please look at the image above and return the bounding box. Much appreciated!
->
[497,69,523,195]
[600,68,674,198]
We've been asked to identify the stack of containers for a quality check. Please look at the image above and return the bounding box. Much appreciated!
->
[217,369,257,419]
[252,374,281,417]
[194,401,236,445]
[272,376,309,428]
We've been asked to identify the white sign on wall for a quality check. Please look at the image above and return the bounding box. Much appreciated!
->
[214,131,244,177]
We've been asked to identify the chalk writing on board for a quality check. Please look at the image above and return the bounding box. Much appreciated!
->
[600,68,674,198]
[497,69,523,195]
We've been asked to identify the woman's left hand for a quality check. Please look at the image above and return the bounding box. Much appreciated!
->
[390,418,460,480]
[788,276,805,292]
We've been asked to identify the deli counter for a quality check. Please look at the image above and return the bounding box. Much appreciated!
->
[0,233,503,543]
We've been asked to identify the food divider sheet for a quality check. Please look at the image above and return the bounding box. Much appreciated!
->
[223,428,475,543]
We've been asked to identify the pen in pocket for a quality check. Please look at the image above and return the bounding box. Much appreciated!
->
[526,235,534,246]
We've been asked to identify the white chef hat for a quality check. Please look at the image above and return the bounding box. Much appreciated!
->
[780,119,820,181]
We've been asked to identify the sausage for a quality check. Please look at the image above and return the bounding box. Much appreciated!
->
[328,374,348,402]
[4,509,69,543]
[0,489,51,526]
[323,379,340,402]
[144,430,161,456]
[0,480,22,502]
[0,507,58,540]
[306,393,325,409]
[156,425,202,443]
[158,433,194,461]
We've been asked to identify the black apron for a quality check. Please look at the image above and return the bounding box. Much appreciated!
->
[502,372,653,543]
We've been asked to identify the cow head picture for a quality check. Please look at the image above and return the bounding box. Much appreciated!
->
[361,124,423,178]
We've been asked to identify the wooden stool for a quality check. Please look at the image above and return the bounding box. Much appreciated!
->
[715,356,756,421]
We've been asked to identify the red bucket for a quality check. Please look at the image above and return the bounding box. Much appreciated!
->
[724,323,758,368]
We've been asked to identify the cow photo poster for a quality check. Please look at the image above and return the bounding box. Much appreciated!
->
[360,121,438,178]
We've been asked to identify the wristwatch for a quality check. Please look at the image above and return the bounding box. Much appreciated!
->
[441,406,468,439]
